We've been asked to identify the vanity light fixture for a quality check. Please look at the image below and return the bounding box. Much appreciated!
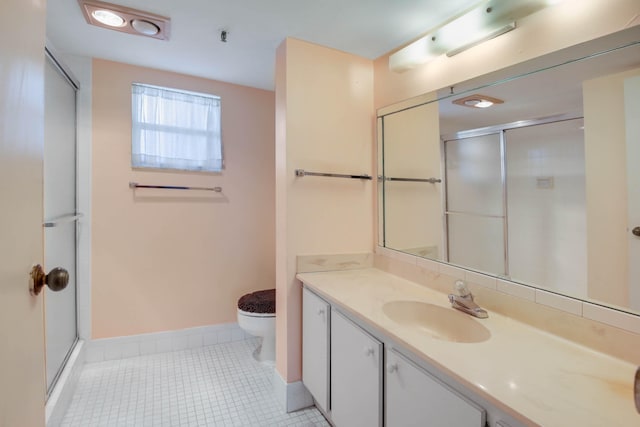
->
[388,35,441,72]
[389,0,561,72]
[78,0,170,40]
[443,22,516,57]
[452,94,504,109]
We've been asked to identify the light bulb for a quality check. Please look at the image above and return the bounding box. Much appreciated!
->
[92,10,126,27]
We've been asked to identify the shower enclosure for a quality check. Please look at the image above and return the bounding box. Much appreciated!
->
[442,117,587,295]
[44,50,80,395]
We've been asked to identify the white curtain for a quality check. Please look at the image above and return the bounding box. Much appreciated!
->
[132,84,223,171]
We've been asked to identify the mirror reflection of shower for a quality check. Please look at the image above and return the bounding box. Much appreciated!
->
[377,31,640,314]
[442,117,586,298]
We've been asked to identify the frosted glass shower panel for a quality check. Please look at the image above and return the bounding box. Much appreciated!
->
[445,133,503,216]
[44,55,78,394]
[447,215,505,275]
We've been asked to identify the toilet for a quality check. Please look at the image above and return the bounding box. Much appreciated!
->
[237,289,276,363]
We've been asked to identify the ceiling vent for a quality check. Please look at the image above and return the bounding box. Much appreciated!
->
[78,0,170,40]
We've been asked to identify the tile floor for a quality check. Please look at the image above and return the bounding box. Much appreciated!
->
[61,339,330,427]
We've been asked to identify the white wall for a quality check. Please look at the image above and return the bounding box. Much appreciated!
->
[506,119,587,297]
[583,67,640,307]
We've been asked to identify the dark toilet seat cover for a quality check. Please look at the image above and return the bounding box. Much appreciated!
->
[238,289,275,314]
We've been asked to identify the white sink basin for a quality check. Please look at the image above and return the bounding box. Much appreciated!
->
[382,301,491,343]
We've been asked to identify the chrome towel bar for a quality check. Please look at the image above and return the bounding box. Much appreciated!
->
[129,182,222,192]
[295,169,371,180]
[381,176,442,183]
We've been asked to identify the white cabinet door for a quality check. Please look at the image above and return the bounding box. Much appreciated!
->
[331,310,382,427]
[386,348,485,427]
[302,288,330,412]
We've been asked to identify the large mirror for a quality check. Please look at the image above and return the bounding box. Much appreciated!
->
[378,26,640,315]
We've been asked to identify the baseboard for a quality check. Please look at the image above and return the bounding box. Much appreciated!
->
[46,340,86,427]
[273,369,314,413]
[85,322,249,363]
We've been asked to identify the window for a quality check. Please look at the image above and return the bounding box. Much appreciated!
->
[131,83,222,172]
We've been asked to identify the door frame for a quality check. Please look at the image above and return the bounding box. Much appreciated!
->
[42,44,93,344]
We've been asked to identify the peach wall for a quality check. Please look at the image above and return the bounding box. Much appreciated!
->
[374,0,640,109]
[91,59,275,338]
[382,102,442,256]
[275,39,374,382]
[583,67,640,308]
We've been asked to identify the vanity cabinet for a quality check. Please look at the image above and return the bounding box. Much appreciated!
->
[302,287,330,412]
[331,310,383,427]
[302,286,489,427]
[385,348,485,427]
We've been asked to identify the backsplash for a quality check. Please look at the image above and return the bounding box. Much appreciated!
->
[297,253,373,273]
[375,246,640,365]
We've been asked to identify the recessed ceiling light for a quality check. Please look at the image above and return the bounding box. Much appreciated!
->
[78,0,171,40]
[91,9,125,27]
[465,99,494,108]
[453,94,504,109]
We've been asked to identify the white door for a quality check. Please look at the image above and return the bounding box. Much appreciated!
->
[44,53,79,394]
[625,75,640,311]
[0,1,47,426]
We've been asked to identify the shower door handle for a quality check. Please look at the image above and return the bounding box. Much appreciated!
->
[29,264,69,296]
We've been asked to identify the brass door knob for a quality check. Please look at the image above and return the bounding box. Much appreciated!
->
[633,227,640,237]
[29,264,69,296]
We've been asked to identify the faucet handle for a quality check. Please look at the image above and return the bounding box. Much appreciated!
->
[455,280,472,298]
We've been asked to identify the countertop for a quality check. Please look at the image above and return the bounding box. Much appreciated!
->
[297,268,639,427]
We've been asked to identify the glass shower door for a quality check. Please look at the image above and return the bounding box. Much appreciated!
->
[44,53,79,394]
[444,132,506,276]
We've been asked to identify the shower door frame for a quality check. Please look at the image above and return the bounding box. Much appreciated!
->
[441,130,509,277]
[44,46,80,398]
[441,112,582,280]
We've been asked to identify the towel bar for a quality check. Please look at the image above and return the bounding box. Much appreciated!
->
[129,182,222,192]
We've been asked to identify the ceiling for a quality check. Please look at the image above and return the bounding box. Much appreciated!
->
[437,39,640,135]
[46,0,480,90]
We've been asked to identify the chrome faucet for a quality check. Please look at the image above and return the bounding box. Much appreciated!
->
[448,280,488,319]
